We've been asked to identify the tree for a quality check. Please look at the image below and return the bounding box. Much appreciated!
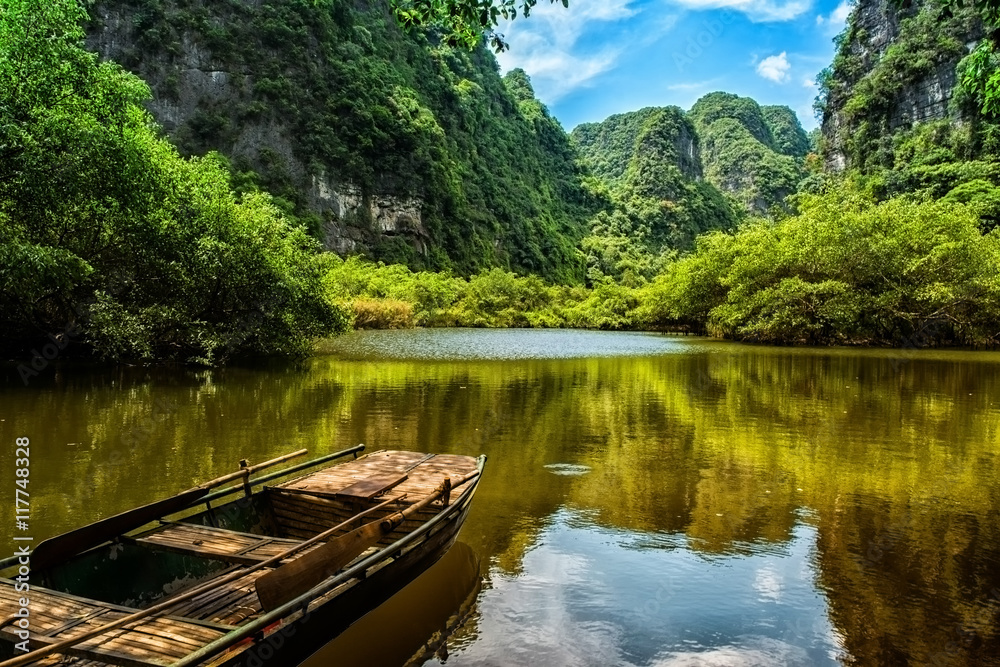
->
[0,0,349,362]
[949,0,1000,114]
[391,0,568,51]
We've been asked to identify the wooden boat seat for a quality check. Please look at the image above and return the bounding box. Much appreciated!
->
[0,579,228,666]
[332,472,408,500]
[133,522,317,566]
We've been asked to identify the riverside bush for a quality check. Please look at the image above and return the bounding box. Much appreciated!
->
[644,185,1000,345]
[0,0,349,362]
[350,299,416,329]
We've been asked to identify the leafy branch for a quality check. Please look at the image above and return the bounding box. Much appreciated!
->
[390,0,568,51]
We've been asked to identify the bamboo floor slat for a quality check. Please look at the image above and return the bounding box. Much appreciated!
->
[0,581,226,666]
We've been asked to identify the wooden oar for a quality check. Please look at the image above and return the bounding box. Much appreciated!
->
[255,468,480,611]
[30,449,308,571]
[0,492,402,667]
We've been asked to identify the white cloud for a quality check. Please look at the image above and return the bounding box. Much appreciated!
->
[667,0,811,22]
[495,0,643,103]
[802,76,816,88]
[756,52,792,82]
[816,0,850,30]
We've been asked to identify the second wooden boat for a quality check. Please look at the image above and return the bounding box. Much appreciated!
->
[0,445,485,667]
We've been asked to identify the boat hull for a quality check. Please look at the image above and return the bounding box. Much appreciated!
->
[214,496,475,667]
[0,449,485,667]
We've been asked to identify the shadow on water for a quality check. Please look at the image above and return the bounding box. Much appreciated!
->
[300,542,482,667]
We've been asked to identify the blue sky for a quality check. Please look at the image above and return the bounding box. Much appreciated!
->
[494,0,852,132]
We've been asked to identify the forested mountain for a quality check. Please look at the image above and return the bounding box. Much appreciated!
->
[571,107,736,281]
[571,107,703,186]
[688,92,808,213]
[87,0,596,282]
[573,95,809,218]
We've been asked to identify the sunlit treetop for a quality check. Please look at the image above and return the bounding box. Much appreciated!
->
[391,0,569,52]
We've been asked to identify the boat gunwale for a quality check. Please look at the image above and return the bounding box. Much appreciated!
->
[0,445,368,574]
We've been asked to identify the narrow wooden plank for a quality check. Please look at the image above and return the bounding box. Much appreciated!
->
[269,496,354,519]
[269,508,337,535]
[195,587,258,623]
[45,607,114,639]
[333,473,407,500]
[168,583,241,618]
[214,594,263,626]
[12,631,174,667]
[165,569,265,618]
[133,540,264,566]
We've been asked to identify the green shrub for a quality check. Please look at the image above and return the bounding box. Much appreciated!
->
[645,184,1000,346]
[0,0,349,362]
[350,299,415,329]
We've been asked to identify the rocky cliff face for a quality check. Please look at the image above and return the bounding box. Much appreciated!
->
[311,176,428,254]
[571,107,705,185]
[85,0,595,282]
[88,2,429,256]
[820,0,983,170]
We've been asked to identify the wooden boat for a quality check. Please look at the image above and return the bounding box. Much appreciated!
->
[0,446,485,667]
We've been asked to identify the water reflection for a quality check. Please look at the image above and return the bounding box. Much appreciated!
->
[302,542,482,667]
[3,330,1000,665]
[423,509,841,667]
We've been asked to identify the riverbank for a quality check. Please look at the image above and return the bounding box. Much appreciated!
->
[325,186,1000,349]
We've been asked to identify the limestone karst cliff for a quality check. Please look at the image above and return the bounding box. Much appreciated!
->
[818,0,984,170]
[572,96,809,216]
[86,0,595,281]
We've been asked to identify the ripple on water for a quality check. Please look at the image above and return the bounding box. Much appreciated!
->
[544,463,592,476]
[319,328,696,361]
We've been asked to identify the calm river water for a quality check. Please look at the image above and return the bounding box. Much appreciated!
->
[3,329,1000,666]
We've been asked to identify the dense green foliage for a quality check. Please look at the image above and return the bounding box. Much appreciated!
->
[391,0,568,52]
[572,107,737,282]
[689,93,807,213]
[93,0,594,281]
[322,256,645,329]
[572,108,688,186]
[0,0,348,362]
[325,183,1000,348]
[643,184,1000,345]
[761,105,811,157]
[942,0,1000,117]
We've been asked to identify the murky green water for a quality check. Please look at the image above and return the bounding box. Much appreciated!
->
[3,329,1000,665]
